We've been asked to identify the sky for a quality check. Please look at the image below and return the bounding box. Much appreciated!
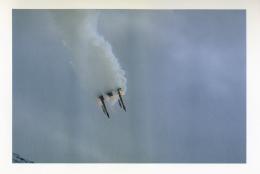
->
[13,10,246,163]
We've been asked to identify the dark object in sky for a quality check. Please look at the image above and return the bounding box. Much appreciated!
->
[117,88,126,111]
[97,88,126,118]
[98,95,110,118]
[13,153,34,163]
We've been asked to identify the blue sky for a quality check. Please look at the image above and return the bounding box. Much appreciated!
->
[13,10,246,163]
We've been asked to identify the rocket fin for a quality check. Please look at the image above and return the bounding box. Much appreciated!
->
[99,95,110,118]
[117,88,126,111]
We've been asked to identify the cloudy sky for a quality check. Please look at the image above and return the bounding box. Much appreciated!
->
[13,10,246,163]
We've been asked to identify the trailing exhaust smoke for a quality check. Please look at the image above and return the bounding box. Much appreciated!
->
[51,11,127,104]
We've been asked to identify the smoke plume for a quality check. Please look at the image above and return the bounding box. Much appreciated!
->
[51,11,127,104]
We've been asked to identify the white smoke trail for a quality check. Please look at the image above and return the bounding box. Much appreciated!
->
[50,11,127,104]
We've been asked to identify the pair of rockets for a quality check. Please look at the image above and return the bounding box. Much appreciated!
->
[97,88,126,118]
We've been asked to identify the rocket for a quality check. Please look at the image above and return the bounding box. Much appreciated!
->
[97,88,126,118]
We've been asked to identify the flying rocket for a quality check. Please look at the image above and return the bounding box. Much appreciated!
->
[97,88,126,118]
